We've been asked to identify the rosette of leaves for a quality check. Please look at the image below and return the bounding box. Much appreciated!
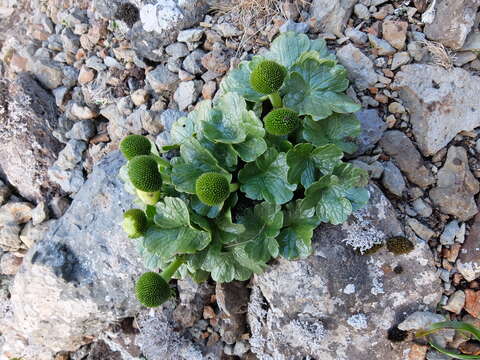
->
[118,31,370,308]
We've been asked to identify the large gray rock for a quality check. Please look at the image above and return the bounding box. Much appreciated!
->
[430,146,479,221]
[0,74,63,203]
[337,44,377,90]
[353,109,386,155]
[1,151,145,359]
[424,0,480,50]
[248,184,441,359]
[309,0,357,36]
[393,65,480,156]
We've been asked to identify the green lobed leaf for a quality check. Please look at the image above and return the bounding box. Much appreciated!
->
[232,136,267,163]
[283,58,360,121]
[239,148,297,204]
[286,143,343,188]
[302,114,361,154]
[277,200,320,259]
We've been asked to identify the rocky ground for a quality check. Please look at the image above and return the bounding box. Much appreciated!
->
[0,0,480,359]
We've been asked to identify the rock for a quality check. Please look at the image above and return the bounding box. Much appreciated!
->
[424,0,480,50]
[465,290,480,318]
[173,80,202,111]
[131,89,149,107]
[309,0,357,36]
[19,220,54,248]
[462,32,480,52]
[2,151,145,358]
[65,120,96,141]
[407,218,435,241]
[0,180,11,205]
[48,165,85,194]
[337,44,378,90]
[0,252,23,275]
[248,185,441,359]
[0,74,62,203]
[202,81,217,100]
[345,27,368,44]
[70,103,97,120]
[399,312,454,348]
[155,109,187,148]
[412,198,433,218]
[353,109,386,155]
[382,20,408,50]
[31,201,48,226]
[177,28,204,43]
[0,202,32,251]
[49,196,70,218]
[442,290,465,314]
[354,3,370,19]
[394,65,480,156]
[201,45,231,74]
[233,341,249,356]
[391,52,410,71]
[382,161,406,197]
[173,278,214,328]
[165,42,189,59]
[454,51,477,67]
[429,146,479,221]
[368,34,396,55]
[30,59,64,89]
[78,66,95,85]
[146,65,179,93]
[439,220,460,245]
[216,282,249,345]
[279,20,309,33]
[408,41,428,62]
[379,131,435,188]
[213,23,242,38]
[183,49,206,75]
[54,140,87,170]
[457,213,480,281]
[388,102,406,114]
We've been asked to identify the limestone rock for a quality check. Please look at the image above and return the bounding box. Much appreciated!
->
[248,185,441,359]
[337,44,378,90]
[379,131,435,188]
[393,65,480,156]
[2,151,145,358]
[0,74,62,203]
[353,109,386,155]
[309,0,357,37]
[429,146,479,221]
[382,20,408,50]
[424,0,480,50]
[457,213,480,281]
[146,65,179,93]
[173,80,202,111]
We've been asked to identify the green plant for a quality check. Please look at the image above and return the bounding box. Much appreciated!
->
[119,32,369,307]
[417,321,480,359]
[386,236,414,255]
[120,134,152,160]
[122,209,148,238]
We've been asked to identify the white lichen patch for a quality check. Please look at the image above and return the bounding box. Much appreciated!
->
[343,284,355,294]
[282,318,327,354]
[367,258,385,296]
[347,313,368,330]
[140,0,184,33]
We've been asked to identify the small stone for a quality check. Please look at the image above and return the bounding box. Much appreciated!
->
[442,290,465,314]
[0,181,11,205]
[173,80,203,111]
[465,290,480,318]
[213,23,241,37]
[183,49,206,75]
[399,311,454,348]
[337,44,378,90]
[202,80,216,100]
[388,102,406,114]
[354,3,371,19]
[382,20,408,50]
[369,34,396,55]
[48,166,85,194]
[407,218,435,241]
[408,344,428,360]
[146,65,179,92]
[412,198,433,218]
[391,52,410,71]
[0,252,23,275]
[353,109,386,155]
[453,51,477,67]
[70,103,97,120]
[130,89,149,106]
[177,28,204,43]
[178,69,195,81]
[78,66,95,84]
[203,305,216,319]
[165,42,189,59]
[345,27,368,45]
[50,196,70,218]
[31,201,49,226]
[233,341,250,356]
[407,41,427,62]
[439,220,460,245]
[381,161,406,197]
[65,120,96,141]
[201,45,230,74]
[155,109,188,148]
[279,20,309,33]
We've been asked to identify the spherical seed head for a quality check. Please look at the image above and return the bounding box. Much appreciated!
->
[128,155,162,192]
[120,135,151,160]
[386,236,414,255]
[122,209,148,238]
[135,272,171,307]
[195,172,230,206]
[250,60,287,95]
[264,108,300,136]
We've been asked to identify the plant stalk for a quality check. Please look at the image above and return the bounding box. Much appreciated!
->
[161,257,185,282]
[269,92,283,108]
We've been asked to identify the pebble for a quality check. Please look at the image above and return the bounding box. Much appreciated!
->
[407,218,435,241]
[369,34,396,55]
[439,220,460,245]
[345,28,368,45]
[354,4,371,20]
[412,198,433,217]
[388,102,406,114]
[391,52,411,71]
[382,20,408,50]
[381,161,406,197]
[442,290,465,314]
[31,201,48,226]
[183,49,206,75]
[173,80,203,111]
[202,80,216,100]
[213,23,242,37]
[0,252,23,275]
[130,89,149,106]
[165,42,189,59]
[177,28,205,43]
[279,20,309,33]
[65,120,96,141]
[70,103,97,120]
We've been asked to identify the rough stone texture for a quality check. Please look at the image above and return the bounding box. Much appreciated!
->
[429,146,479,221]
[353,109,386,155]
[379,130,435,188]
[0,151,145,359]
[216,281,249,345]
[392,65,480,156]
[248,185,441,359]
[424,0,480,50]
[457,213,480,282]
[0,74,63,203]
[382,161,406,197]
[146,64,179,93]
[309,0,357,37]
[382,20,408,50]
[337,44,378,90]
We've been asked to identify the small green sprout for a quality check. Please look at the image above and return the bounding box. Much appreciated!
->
[128,155,162,192]
[122,209,148,238]
[264,108,299,136]
[120,134,152,160]
[135,257,185,307]
[386,236,414,255]
[250,60,286,108]
[195,172,232,206]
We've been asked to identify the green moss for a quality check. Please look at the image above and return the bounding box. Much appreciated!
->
[356,242,384,256]
[250,60,287,95]
[120,135,152,160]
[195,172,230,206]
[128,155,162,192]
[264,108,299,136]
[122,209,148,238]
[386,236,414,255]
[135,272,171,307]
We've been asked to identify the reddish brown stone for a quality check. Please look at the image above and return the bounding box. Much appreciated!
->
[408,343,428,360]
[465,289,480,318]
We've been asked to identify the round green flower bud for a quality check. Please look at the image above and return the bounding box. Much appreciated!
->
[128,155,162,192]
[250,60,287,95]
[136,189,161,205]
[195,172,230,206]
[122,209,148,238]
[386,236,414,255]
[120,135,151,160]
[135,272,171,307]
[264,108,299,136]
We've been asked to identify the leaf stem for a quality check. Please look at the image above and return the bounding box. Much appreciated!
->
[161,257,185,282]
[269,92,283,108]
[229,183,239,192]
